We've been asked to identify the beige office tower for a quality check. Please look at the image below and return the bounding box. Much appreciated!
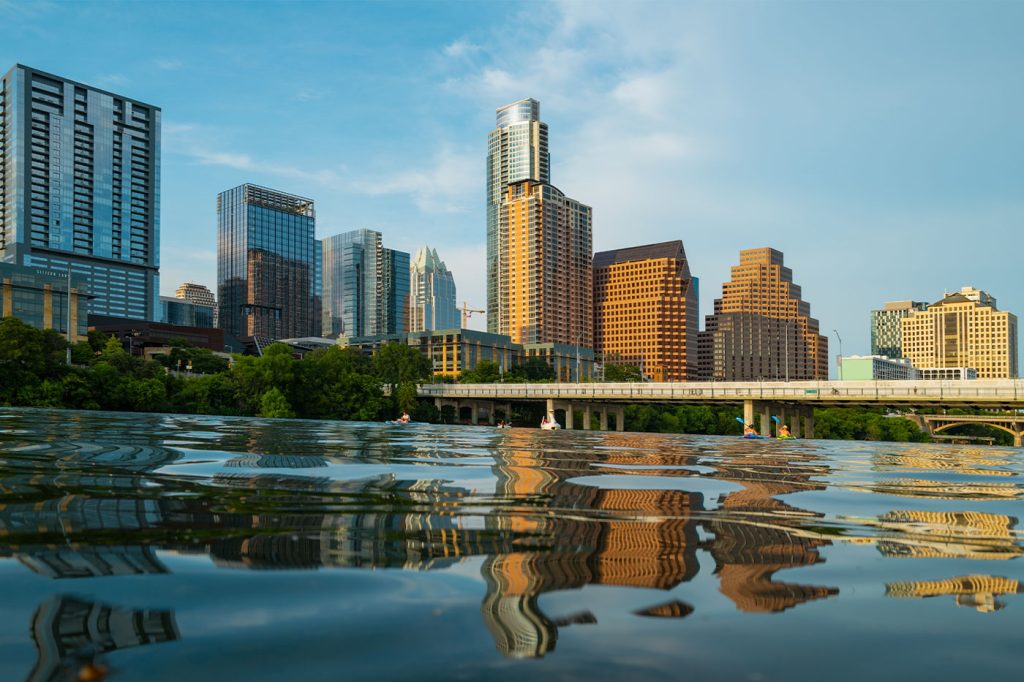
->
[698,247,828,380]
[499,179,592,347]
[901,286,1018,379]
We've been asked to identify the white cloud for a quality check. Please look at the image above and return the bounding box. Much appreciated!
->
[351,146,478,214]
[156,58,185,71]
[443,40,481,59]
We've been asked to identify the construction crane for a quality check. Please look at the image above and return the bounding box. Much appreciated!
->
[461,302,485,329]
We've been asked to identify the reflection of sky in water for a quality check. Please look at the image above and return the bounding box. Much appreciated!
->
[0,407,1022,681]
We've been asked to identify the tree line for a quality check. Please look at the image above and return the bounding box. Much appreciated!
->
[0,316,432,421]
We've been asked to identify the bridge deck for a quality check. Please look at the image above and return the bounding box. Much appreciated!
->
[420,380,1024,408]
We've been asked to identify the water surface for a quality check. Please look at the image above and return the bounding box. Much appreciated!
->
[0,408,1021,681]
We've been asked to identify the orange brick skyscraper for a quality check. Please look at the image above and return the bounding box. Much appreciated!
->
[698,247,828,380]
[593,241,699,381]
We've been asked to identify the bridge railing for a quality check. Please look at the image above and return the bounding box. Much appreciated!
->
[418,380,1024,403]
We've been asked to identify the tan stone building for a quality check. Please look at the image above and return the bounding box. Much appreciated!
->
[901,286,1018,379]
[698,247,828,380]
[593,241,699,381]
[498,179,592,347]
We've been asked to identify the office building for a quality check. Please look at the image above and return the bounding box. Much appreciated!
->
[486,98,549,333]
[901,286,1018,379]
[871,301,928,358]
[840,355,918,380]
[321,229,408,338]
[216,184,318,340]
[498,179,592,347]
[1,64,160,320]
[917,367,978,380]
[409,246,459,333]
[0,261,90,340]
[698,247,828,380]
[381,246,409,335]
[593,241,699,381]
[174,282,215,328]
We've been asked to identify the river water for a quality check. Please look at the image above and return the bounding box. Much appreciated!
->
[0,407,1021,681]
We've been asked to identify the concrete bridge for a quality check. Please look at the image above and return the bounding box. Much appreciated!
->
[916,414,1024,447]
[421,380,1024,441]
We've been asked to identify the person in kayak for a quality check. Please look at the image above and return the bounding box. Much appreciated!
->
[778,423,792,438]
[397,412,411,423]
[743,422,757,437]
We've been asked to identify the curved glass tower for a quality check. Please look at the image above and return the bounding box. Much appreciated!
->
[486,98,548,332]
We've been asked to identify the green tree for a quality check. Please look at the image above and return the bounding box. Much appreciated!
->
[604,363,643,382]
[507,357,555,382]
[459,359,501,383]
[259,387,296,418]
[293,347,387,420]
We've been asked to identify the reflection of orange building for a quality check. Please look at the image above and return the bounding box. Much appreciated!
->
[499,179,592,347]
[887,575,1022,612]
[593,241,699,381]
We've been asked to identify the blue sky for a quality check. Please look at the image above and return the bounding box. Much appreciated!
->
[4,0,1022,368]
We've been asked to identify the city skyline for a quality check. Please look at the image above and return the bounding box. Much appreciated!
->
[4,1,1023,367]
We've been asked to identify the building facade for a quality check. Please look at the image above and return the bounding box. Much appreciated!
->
[901,287,1018,379]
[174,282,216,328]
[1,64,160,320]
[408,246,459,333]
[0,261,90,340]
[870,300,928,358]
[498,179,592,347]
[698,248,828,381]
[840,355,918,380]
[381,247,409,336]
[216,184,318,340]
[487,98,549,334]
[321,229,409,338]
[917,367,978,380]
[593,241,699,381]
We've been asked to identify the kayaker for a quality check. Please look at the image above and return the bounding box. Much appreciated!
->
[398,412,411,423]
[743,422,757,437]
[779,424,792,438]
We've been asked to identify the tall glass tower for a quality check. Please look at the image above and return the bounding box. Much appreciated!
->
[321,229,409,338]
[217,184,318,340]
[0,64,160,320]
[486,98,548,332]
[409,246,458,332]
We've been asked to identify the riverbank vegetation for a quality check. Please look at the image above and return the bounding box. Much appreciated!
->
[0,317,433,421]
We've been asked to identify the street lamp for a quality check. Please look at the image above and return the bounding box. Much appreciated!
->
[833,329,843,380]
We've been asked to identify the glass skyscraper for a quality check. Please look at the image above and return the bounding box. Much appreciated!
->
[409,246,458,332]
[870,301,928,358]
[0,64,160,320]
[486,98,549,333]
[321,229,408,338]
[216,184,318,340]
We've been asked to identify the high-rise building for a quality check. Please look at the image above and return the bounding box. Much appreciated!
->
[499,179,592,347]
[486,98,549,333]
[175,282,216,328]
[216,184,318,340]
[408,246,458,333]
[593,241,699,381]
[381,247,409,336]
[901,286,1018,379]
[1,64,160,320]
[871,300,928,358]
[698,247,828,381]
[321,229,408,338]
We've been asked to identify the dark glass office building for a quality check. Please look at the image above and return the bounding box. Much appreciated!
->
[0,64,160,321]
[381,247,409,335]
[321,229,408,338]
[217,184,318,340]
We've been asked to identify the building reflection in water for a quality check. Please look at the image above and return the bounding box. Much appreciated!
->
[887,575,1023,612]
[28,596,178,682]
[0,433,855,660]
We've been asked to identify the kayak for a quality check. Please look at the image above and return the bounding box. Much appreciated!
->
[742,434,769,439]
[777,435,796,441]
[386,420,412,425]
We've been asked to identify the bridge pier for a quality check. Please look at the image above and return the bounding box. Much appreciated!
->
[616,405,625,432]
[790,408,802,438]
[565,404,574,430]
[743,400,754,429]
[803,408,815,439]
[760,402,772,437]
[583,404,592,430]
[599,408,608,431]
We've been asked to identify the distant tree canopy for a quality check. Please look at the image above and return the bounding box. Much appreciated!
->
[603,363,644,382]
